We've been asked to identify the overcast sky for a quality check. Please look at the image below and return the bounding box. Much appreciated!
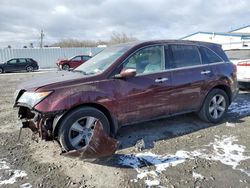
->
[0,0,250,48]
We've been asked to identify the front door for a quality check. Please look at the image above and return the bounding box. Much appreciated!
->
[112,45,172,125]
[5,59,18,72]
[70,56,83,69]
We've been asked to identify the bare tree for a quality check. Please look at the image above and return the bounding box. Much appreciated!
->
[109,32,137,45]
[52,39,97,48]
[52,32,137,48]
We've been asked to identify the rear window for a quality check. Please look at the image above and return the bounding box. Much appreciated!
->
[225,49,250,60]
[169,44,201,68]
[199,46,223,64]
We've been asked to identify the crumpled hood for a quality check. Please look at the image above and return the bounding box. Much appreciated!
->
[19,71,86,91]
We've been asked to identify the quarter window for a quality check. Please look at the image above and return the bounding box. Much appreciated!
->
[169,44,201,68]
[123,45,163,74]
[199,46,222,64]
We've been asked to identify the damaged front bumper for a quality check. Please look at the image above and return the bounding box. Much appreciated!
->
[15,105,119,159]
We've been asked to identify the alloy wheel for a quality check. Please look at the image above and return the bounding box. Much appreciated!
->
[62,64,70,71]
[68,116,100,149]
[208,94,226,119]
[26,66,34,72]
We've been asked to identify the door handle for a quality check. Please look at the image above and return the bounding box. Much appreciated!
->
[201,70,211,75]
[155,78,168,83]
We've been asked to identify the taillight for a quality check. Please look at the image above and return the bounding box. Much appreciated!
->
[237,61,250,66]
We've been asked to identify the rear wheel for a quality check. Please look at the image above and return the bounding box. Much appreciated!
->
[26,66,34,72]
[198,89,229,123]
[62,64,70,71]
[58,107,110,151]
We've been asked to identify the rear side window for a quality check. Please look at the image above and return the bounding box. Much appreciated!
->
[199,46,222,64]
[82,56,91,61]
[169,44,201,68]
[19,59,27,63]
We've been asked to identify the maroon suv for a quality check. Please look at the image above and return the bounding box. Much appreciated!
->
[57,55,91,70]
[14,40,238,152]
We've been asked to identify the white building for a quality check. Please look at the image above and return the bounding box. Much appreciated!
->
[181,25,250,50]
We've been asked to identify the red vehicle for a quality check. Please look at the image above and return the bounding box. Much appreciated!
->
[14,40,238,153]
[57,55,91,70]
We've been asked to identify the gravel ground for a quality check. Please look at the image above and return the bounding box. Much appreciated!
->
[0,71,250,188]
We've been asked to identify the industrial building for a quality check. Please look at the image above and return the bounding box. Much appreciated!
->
[181,25,250,50]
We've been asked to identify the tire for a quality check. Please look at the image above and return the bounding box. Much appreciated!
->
[26,66,34,72]
[198,89,229,123]
[62,64,70,71]
[58,107,110,151]
[0,68,3,74]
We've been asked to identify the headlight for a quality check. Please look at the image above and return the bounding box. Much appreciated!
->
[18,91,52,107]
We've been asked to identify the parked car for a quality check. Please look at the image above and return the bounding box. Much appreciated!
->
[0,58,39,73]
[225,48,250,89]
[14,40,238,153]
[57,55,92,70]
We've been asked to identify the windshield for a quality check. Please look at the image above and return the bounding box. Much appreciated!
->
[225,49,250,60]
[74,45,130,75]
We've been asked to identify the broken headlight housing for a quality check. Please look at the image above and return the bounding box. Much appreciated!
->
[18,91,52,108]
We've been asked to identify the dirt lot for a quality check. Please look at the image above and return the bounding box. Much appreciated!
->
[0,71,250,188]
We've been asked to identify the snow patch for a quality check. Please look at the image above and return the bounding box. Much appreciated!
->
[119,135,250,187]
[0,159,30,186]
[20,182,33,188]
[0,170,27,185]
[192,172,204,180]
[229,101,250,116]
[225,122,236,127]
[0,159,10,170]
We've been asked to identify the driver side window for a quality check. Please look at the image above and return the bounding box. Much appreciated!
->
[123,45,163,74]
[7,59,17,64]
[71,56,81,61]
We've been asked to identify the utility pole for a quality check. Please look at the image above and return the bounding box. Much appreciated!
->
[40,29,45,48]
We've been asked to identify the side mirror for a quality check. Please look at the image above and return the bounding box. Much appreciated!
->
[115,68,136,79]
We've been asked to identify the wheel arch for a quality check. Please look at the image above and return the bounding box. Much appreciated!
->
[210,85,232,104]
[62,63,70,68]
[199,84,232,112]
[52,103,118,138]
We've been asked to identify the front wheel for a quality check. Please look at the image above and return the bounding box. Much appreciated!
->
[198,89,229,123]
[62,64,70,71]
[58,107,110,151]
[0,68,3,74]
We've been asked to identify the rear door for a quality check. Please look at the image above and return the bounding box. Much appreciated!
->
[167,44,213,114]
[112,45,172,125]
[18,58,28,70]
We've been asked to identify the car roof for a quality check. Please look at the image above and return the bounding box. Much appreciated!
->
[114,40,221,49]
